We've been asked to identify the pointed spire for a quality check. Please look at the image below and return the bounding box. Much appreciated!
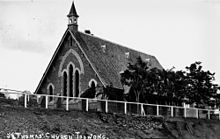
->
[67,1,79,31]
[67,1,79,18]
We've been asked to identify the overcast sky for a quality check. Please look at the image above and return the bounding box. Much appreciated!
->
[0,0,220,92]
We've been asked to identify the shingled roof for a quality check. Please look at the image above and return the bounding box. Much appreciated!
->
[71,30,163,89]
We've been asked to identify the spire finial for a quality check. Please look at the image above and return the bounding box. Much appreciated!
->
[67,1,79,31]
[67,1,78,18]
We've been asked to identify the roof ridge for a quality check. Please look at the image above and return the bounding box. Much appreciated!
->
[79,31,153,57]
[75,31,163,89]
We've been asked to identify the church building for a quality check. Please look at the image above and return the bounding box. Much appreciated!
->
[35,2,163,101]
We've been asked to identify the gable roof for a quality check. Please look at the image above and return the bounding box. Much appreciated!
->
[35,28,163,94]
[71,30,163,89]
[35,2,163,93]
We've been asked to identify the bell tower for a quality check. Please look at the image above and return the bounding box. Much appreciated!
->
[67,1,79,31]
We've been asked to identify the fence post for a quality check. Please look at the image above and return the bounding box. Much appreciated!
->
[45,95,48,109]
[86,98,89,112]
[141,104,145,116]
[157,105,159,116]
[171,106,174,117]
[208,110,210,119]
[105,100,108,113]
[24,94,27,108]
[184,107,187,118]
[36,95,39,104]
[219,111,220,120]
[124,102,127,114]
[27,94,30,102]
[196,108,198,119]
[66,97,69,111]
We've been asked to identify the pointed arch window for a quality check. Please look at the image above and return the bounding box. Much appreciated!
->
[47,84,54,102]
[75,70,79,97]
[91,81,95,89]
[69,65,74,98]
[89,79,97,88]
[63,71,68,99]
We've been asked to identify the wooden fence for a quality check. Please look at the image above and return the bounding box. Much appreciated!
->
[1,91,220,120]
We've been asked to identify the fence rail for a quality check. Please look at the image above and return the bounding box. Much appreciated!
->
[0,91,220,120]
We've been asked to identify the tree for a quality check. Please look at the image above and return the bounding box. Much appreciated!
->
[121,57,219,107]
[0,88,6,98]
[121,56,149,103]
[172,70,189,102]
[121,57,186,105]
[185,62,219,107]
[0,92,6,98]
[144,68,187,105]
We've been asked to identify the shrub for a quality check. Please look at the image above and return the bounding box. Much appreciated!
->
[18,95,39,107]
[0,93,6,98]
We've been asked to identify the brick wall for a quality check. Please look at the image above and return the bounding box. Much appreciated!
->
[38,31,102,97]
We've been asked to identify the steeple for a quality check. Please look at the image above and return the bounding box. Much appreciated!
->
[67,1,79,31]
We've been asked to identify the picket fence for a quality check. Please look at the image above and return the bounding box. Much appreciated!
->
[1,91,220,120]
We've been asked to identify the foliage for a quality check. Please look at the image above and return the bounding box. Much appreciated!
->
[185,62,219,107]
[80,87,96,98]
[121,56,149,102]
[121,57,220,107]
[0,92,6,98]
[18,95,38,107]
[93,85,125,101]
